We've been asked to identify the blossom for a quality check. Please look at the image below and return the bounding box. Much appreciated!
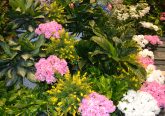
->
[117,90,160,116]
[138,56,154,67]
[140,21,159,31]
[140,82,165,108]
[78,92,116,116]
[144,35,163,45]
[160,12,165,21]
[147,70,165,84]
[35,21,63,39]
[114,3,150,21]
[138,49,154,59]
[35,55,68,84]
[132,35,148,47]
[146,64,156,74]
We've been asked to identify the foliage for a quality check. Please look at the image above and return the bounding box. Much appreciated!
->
[77,20,146,79]
[43,1,66,24]
[0,32,45,87]
[45,31,79,64]
[47,72,92,115]
[91,66,145,104]
[0,84,48,115]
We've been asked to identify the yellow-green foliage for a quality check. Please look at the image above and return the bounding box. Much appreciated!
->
[43,1,65,23]
[46,31,79,64]
[47,72,92,116]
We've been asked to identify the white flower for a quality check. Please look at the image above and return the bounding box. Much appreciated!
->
[146,64,156,74]
[118,90,160,116]
[138,49,154,59]
[140,21,160,31]
[132,35,149,47]
[147,70,165,84]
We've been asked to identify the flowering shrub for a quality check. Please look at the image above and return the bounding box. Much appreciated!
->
[140,21,160,31]
[147,70,165,84]
[132,35,148,48]
[0,0,165,115]
[144,35,163,45]
[114,3,150,21]
[140,82,165,108]
[117,90,160,116]
[138,49,154,59]
[132,35,162,48]
[35,21,63,39]
[78,92,116,116]
[35,55,68,84]
[138,56,154,67]
[160,12,165,21]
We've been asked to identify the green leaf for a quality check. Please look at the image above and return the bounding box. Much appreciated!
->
[35,35,45,48]
[0,68,8,79]
[6,69,18,87]
[17,66,26,77]
[0,42,12,56]
[21,54,31,60]
[27,71,37,82]
[89,50,106,57]
[91,36,117,57]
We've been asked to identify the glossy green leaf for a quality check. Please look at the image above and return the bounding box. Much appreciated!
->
[17,66,26,77]
[91,36,117,57]
[27,71,37,82]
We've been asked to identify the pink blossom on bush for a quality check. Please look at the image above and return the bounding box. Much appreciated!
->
[140,81,165,108]
[78,92,116,116]
[138,56,154,67]
[144,35,163,45]
[35,21,62,39]
[35,55,68,84]
[160,12,165,21]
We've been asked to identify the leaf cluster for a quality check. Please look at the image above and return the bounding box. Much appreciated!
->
[0,33,45,87]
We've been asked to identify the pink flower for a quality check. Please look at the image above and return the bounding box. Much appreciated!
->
[35,21,62,39]
[138,56,154,67]
[35,55,68,84]
[140,81,165,108]
[78,92,116,116]
[160,12,165,21]
[144,35,163,45]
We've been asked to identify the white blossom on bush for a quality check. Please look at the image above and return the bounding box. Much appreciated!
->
[138,49,154,59]
[147,70,165,84]
[114,3,150,21]
[117,90,160,116]
[146,64,156,74]
[132,35,148,48]
[140,21,159,31]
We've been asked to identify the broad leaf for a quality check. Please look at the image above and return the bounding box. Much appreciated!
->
[91,36,117,57]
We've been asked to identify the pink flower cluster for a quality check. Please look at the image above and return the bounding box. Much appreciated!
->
[140,81,165,108]
[160,12,165,21]
[35,55,68,84]
[138,56,154,67]
[35,21,62,39]
[144,35,163,45]
[78,92,116,116]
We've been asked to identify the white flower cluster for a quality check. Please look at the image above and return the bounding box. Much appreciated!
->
[114,3,150,21]
[138,49,154,59]
[114,5,129,21]
[132,35,148,48]
[111,0,123,4]
[140,21,159,31]
[129,3,150,18]
[117,90,160,116]
[147,68,165,84]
